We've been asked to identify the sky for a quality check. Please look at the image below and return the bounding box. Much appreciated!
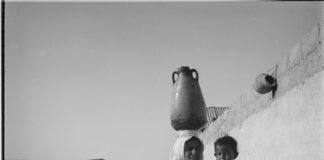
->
[4,2,324,160]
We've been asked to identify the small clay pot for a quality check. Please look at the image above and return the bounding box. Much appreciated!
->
[254,73,277,94]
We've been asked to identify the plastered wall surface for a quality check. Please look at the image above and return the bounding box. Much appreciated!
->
[231,71,324,160]
[203,71,324,160]
[201,23,324,160]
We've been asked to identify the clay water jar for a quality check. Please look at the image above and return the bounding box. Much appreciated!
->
[170,66,207,131]
[254,73,277,94]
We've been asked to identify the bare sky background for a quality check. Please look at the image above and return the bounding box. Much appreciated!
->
[4,2,323,160]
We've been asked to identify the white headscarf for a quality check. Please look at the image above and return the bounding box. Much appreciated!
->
[169,130,204,160]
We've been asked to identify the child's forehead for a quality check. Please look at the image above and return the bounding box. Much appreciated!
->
[215,144,232,150]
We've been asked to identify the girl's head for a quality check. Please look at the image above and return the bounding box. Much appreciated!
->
[213,136,238,160]
[170,131,204,160]
[184,136,204,160]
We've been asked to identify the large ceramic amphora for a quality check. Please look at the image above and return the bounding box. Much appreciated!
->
[170,66,207,131]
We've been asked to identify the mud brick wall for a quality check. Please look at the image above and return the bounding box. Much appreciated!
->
[200,23,324,160]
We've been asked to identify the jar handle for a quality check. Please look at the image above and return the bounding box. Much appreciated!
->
[172,71,179,84]
[191,69,199,81]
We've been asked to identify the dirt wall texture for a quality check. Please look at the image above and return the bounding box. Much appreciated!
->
[200,23,324,160]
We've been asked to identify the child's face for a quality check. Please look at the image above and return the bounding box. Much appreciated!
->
[214,144,235,160]
[184,138,203,160]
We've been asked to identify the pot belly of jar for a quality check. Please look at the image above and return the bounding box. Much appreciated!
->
[171,114,206,130]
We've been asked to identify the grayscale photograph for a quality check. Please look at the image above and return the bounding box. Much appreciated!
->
[3,1,324,160]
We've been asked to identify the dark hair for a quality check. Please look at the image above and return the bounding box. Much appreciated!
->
[186,136,204,148]
[214,136,238,158]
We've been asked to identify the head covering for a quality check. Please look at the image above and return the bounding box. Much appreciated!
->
[169,130,204,160]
